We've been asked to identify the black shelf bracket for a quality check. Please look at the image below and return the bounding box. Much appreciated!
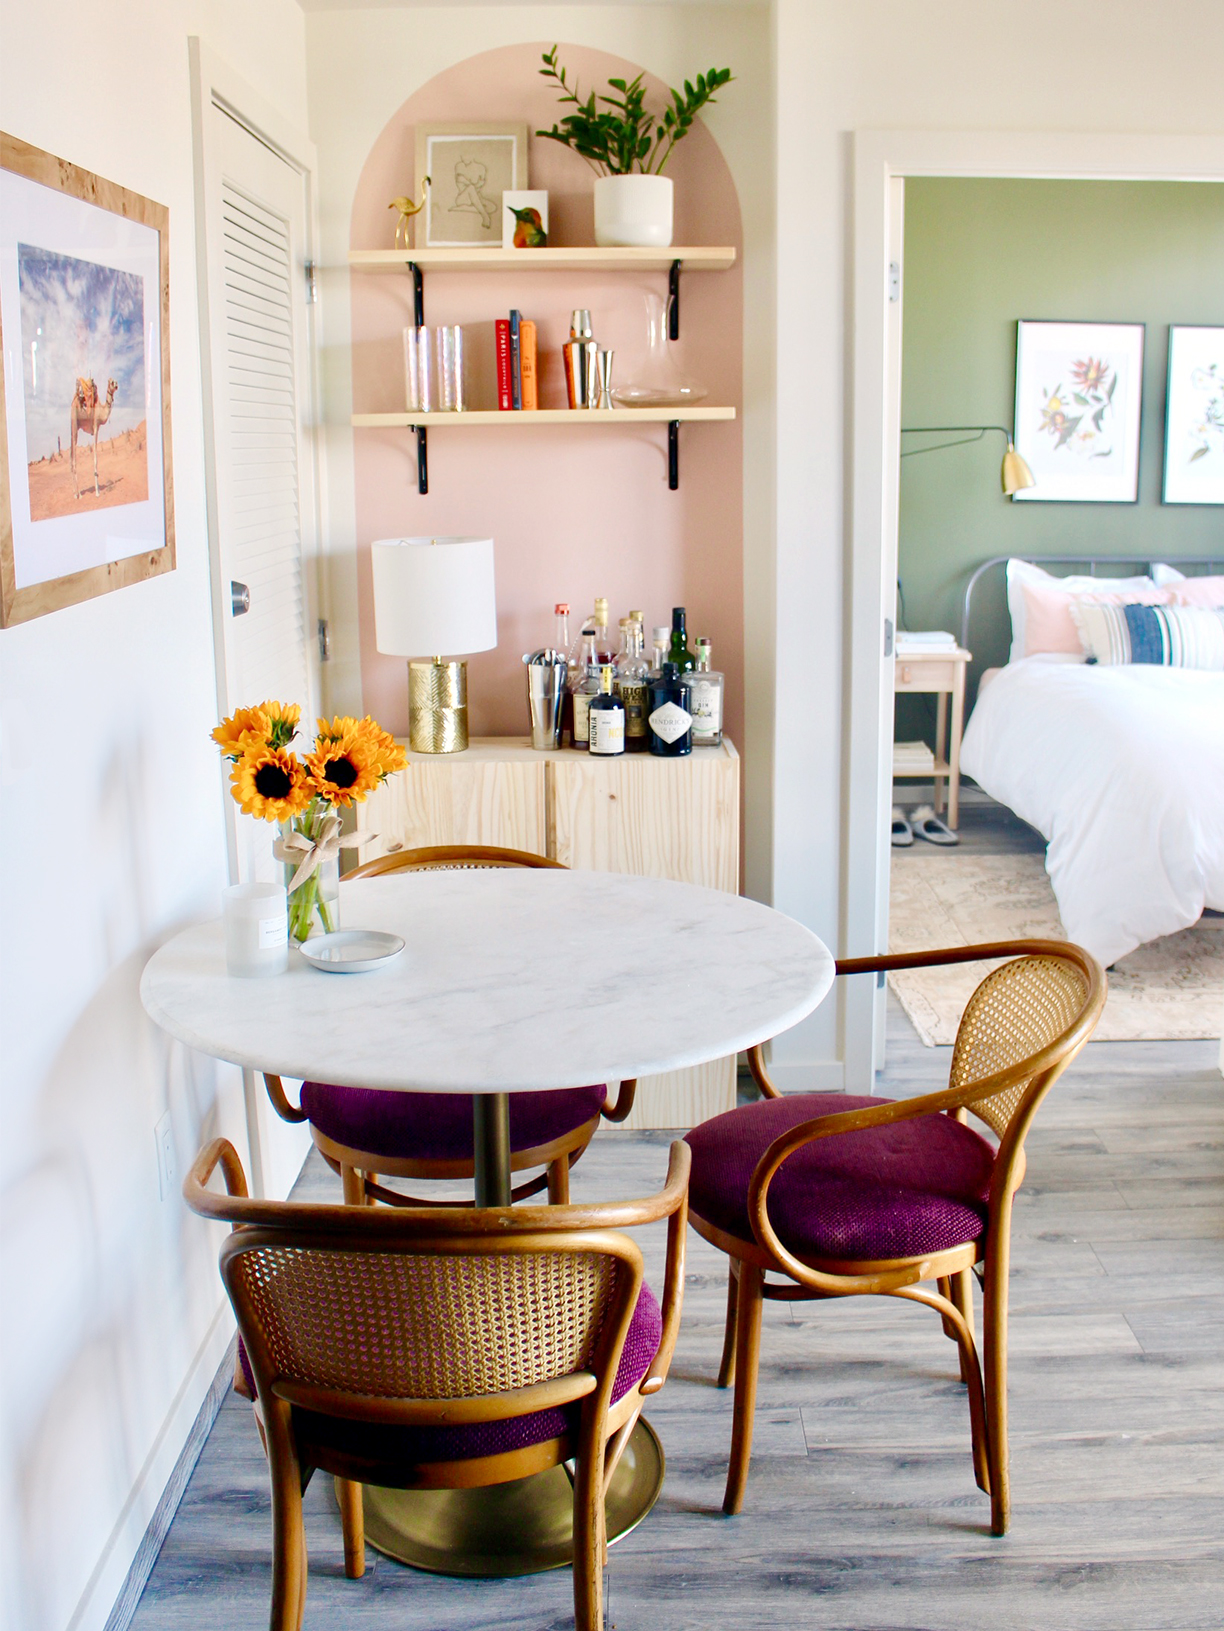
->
[415,425,428,494]
[668,259,682,339]
[668,420,680,491]
[409,261,424,327]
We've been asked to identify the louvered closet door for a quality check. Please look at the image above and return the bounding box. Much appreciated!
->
[206,106,319,883]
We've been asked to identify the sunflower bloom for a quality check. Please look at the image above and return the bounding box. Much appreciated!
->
[353,715,407,779]
[212,705,271,760]
[259,700,301,749]
[230,745,312,822]
[306,729,382,807]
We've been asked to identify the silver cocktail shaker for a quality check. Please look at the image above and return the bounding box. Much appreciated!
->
[523,649,568,749]
[563,309,599,409]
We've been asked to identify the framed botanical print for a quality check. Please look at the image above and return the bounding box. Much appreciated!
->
[1163,325,1224,505]
[0,133,174,625]
[413,123,529,249]
[1012,320,1145,503]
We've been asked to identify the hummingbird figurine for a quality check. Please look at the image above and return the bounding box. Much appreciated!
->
[389,178,430,247]
[509,205,548,248]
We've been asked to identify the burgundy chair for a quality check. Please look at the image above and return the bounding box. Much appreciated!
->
[261,846,637,1207]
[684,940,1105,1535]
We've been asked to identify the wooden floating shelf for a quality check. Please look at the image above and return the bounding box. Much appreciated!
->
[349,246,736,274]
[352,407,736,428]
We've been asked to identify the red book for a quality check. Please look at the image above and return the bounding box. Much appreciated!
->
[495,319,512,410]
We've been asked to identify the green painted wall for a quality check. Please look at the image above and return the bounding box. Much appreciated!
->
[896,177,1224,750]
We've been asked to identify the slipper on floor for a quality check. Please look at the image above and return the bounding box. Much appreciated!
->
[911,803,959,846]
[891,806,913,848]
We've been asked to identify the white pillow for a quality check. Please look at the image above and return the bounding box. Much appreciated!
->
[1005,559,1157,665]
[1151,563,1186,586]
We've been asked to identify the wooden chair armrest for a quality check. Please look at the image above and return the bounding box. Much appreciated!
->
[183,1138,251,1228]
[835,938,1080,979]
[262,1073,307,1124]
[746,1045,782,1099]
[601,1079,637,1122]
[640,1141,690,1395]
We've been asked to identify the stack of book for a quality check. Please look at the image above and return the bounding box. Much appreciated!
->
[496,310,538,411]
[895,629,959,655]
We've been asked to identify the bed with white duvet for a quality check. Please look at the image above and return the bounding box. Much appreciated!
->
[960,656,1224,967]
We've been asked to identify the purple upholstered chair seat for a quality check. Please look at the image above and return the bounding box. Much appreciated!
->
[299,1080,608,1162]
[239,1283,661,1466]
[685,1093,996,1261]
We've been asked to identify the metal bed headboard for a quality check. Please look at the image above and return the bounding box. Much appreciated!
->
[960,554,1224,652]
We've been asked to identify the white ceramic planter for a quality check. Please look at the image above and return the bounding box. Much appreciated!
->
[593,174,674,249]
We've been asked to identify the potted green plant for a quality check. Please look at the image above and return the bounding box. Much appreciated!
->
[536,47,733,248]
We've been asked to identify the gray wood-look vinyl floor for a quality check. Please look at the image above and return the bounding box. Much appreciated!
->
[131,1001,1223,1631]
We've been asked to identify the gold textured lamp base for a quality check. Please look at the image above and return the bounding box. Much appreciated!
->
[408,659,468,753]
[353,1417,664,1578]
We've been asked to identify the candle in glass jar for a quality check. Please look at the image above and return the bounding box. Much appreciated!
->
[223,882,290,977]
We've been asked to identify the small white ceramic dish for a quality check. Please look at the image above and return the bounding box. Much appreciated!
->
[298,930,406,974]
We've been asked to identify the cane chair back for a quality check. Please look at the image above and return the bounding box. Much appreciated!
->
[950,953,1092,1140]
[349,843,564,878]
[223,1238,623,1403]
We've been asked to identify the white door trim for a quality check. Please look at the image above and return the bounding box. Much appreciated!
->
[845,128,1224,1083]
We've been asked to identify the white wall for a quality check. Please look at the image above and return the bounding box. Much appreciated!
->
[0,4,308,1630]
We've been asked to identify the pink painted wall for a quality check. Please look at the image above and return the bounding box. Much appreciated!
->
[350,42,743,744]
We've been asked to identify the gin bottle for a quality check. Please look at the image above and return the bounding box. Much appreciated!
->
[689,638,725,746]
[568,626,600,749]
[587,664,626,756]
[648,662,693,757]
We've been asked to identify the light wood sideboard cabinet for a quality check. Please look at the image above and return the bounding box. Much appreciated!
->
[355,737,740,1129]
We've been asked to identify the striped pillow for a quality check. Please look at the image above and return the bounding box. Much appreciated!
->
[1070,601,1224,669]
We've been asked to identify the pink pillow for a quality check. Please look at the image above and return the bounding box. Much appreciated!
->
[1168,575,1224,608]
[1019,581,1172,658]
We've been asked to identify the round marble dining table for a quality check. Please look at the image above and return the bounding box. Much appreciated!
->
[141,869,834,1104]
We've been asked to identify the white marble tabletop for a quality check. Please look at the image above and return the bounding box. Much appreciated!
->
[140,870,834,1094]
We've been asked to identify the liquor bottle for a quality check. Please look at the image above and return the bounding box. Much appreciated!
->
[568,626,599,749]
[554,602,570,657]
[648,662,693,757]
[587,664,626,756]
[689,637,725,747]
[592,597,614,665]
[615,620,651,752]
[668,606,696,673]
[651,625,669,676]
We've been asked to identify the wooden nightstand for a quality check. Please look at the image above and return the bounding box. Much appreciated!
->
[893,646,971,828]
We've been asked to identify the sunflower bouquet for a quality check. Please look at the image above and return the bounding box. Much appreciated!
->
[213,703,407,942]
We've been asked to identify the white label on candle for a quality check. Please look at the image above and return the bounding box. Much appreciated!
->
[258,915,289,949]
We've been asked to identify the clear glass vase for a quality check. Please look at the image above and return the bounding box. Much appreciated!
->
[611,291,707,409]
[280,817,340,942]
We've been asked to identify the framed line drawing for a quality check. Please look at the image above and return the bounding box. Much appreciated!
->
[414,123,528,249]
[1163,325,1224,505]
[0,132,174,626]
[1012,320,1145,503]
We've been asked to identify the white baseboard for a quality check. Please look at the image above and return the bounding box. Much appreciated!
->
[70,1305,235,1631]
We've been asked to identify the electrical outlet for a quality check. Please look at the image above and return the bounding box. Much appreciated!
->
[155,1112,176,1201]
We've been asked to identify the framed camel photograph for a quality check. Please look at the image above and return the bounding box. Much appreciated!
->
[0,133,175,626]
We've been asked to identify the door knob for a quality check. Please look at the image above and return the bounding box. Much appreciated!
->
[231,581,250,616]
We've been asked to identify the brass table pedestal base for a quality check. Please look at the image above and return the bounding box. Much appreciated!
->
[355,1418,665,1578]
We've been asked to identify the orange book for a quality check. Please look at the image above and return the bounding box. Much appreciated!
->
[520,320,538,410]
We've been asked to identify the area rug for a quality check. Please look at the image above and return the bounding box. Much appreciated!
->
[889,849,1224,1044]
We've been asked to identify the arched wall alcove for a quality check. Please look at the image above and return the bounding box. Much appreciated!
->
[349,41,743,743]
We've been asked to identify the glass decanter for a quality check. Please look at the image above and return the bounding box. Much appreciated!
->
[612,291,707,409]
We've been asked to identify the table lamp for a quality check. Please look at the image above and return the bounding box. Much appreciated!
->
[371,536,497,753]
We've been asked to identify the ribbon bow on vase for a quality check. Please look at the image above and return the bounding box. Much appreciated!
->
[273,815,371,942]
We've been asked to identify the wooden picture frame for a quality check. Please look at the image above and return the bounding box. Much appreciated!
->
[413,123,529,249]
[1163,325,1224,505]
[1012,319,1145,504]
[0,133,174,626]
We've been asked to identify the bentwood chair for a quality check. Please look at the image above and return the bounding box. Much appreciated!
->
[260,846,637,1207]
[684,940,1105,1535]
[185,1136,690,1631]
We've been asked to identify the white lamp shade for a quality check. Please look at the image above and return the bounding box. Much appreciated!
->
[371,536,497,657]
